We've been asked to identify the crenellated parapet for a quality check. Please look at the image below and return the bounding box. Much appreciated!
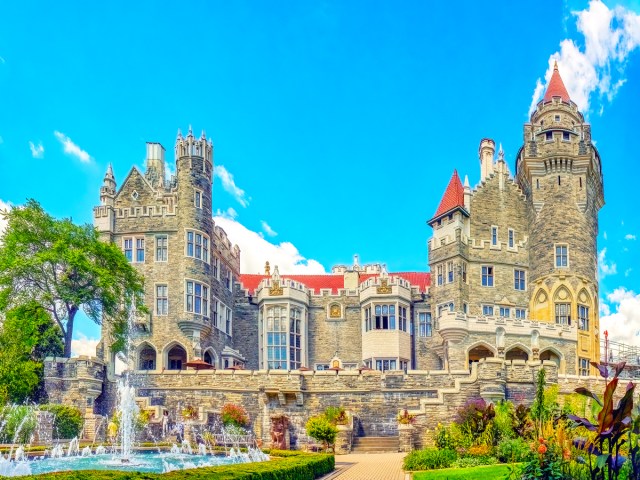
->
[44,356,106,411]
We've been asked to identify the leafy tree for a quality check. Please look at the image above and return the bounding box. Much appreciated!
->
[40,404,83,439]
[0,303,63,403]
[305,415,338,452]
[0,199,146,357]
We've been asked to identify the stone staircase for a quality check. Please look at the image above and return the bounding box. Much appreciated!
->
[351,435,400,453]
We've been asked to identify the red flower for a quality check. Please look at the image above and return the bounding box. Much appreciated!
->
[538,444,548,455]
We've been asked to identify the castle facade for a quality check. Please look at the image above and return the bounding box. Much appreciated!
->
[92,63,603,383]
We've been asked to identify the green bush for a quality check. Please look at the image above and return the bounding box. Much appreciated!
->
[496,437,533,463]
[306,415,338,450]
[403,447,458,471]
[452,456,498,468]
[0,405,37,443]
[40,404,83,439]
[14,451,334,479]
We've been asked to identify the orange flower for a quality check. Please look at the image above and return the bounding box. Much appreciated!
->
[563,449,571,460]
[538,437,546,444]
[538,444,548,455]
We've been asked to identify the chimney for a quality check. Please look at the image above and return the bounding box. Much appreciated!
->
[479,138,495,181]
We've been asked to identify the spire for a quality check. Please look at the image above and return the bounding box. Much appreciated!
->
[498,143,504,162]
[543,61,570,103]
[432,169,465,219]
[105,163,114,180]
[463,175,470,189]
[187,125,194,138]
[176,128,183,140]
[201,129,207,139]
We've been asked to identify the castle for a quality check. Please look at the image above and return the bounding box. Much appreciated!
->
[45,63,605,449]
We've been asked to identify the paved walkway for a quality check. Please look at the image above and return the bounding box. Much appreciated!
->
[330,452,408,480]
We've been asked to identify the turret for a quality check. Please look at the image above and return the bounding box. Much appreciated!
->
[516,62,604,372]
[479,138,495,181]
[100,164,116,206]
[95,164,116,238]
[145,142,166,189]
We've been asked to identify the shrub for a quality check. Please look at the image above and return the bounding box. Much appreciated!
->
[305,415,337,451]
[403,447,457,470]
[455,398,495,441]
[40,404,83,439]
[323,406,348,425]
[466,444,493,457]
[496,437,533,463]
[0,405,37,443]
[435,422,472,450]
[452,455,498,468]
[220,403,249,428]
[512,404,534,439]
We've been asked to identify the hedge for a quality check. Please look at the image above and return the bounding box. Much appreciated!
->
[13,450,335,480]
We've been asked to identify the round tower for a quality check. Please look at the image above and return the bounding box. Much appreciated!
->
[515,62,604,370]
[174,126,215,357]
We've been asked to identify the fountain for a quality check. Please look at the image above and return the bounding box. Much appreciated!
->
[0,301,269,476]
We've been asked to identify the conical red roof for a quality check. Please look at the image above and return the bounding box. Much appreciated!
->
[543,61,570,103]
[432,170,465,218]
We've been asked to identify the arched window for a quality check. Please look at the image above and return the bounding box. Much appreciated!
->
[139,345,156,370]
[167,345,187,370]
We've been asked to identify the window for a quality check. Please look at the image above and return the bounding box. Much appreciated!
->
[186,280,209,316]
[482,266,494,287]
[194,190,202,208]
[578,305,589,331]
[212,300,219,328]
[155,235,168,262]
[499,307,510,318]
[555,303,571,325]
[375,359,397,372]
[536,178,540,189]
[399,306,408,332]
[136,238,145,262]
[447,262,454,283]
[213,257,219,279]
[482,305,494,316]
[266,306,287,369]
[579,357,590,376]
[418,312,432,337]
[546,131,553,141]
[554,115,560,122]
[463,303,468,314]
[225,306,232,336]
[491,226,498,246]
[226,271,233,291]
[374,304,396,330]
[462,263,467,283]
[364,306,372,332]
[515,308,526,319]
[289,308,301,369]
[124,238,133,262]
[139,347,156,370]
[555,245,568,267]
[437,265,443,286]
[562,131,570,141]
[438,303,454,316]
[186,231,209,263]
[514,270,526,291]
[508,229,514,248]
[156,284,168,315]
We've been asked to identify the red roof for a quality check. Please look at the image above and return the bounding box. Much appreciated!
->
[543,61,570,103]
[432,169,465,219]
[239,272,430,295]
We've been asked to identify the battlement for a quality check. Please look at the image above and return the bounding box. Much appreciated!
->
[212,220,241,274]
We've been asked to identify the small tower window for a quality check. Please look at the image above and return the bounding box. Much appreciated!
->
[194,190,202,209]
[536,179,540,189]
[579,177,583,189]
[131,190,139,200]
[558,176,561,186]
[554,115,560,122]
[546,131,553,141]
[491,226,498,246]
[562,131,570,141]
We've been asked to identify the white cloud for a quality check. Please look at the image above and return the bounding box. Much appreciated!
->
[214,207,238,220]
[601,287,640,346]
[0,199,11,240]
[598,247,617,277]
[529,0,640,114]
[54,131,91,163]
[29,141,44,159]
[213,165,249,207]
[261,220,278,237]
[625,268,633,277]
[213,216,326,275]
[71,333,99,357]
[625,233,636,240]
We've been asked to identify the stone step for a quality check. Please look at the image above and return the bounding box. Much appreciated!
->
[351,436,399,453]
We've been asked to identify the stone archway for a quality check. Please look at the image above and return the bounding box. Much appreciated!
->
[468,343,495,363]
[505,346,529,361]
[138,343,157,370]
[166,344,187,370]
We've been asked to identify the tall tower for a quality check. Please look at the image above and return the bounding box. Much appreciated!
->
[516,62,604,370]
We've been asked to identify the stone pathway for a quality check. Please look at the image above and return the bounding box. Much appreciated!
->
[329,452,408,480]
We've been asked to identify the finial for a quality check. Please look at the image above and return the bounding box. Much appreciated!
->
[105,163,114,178]
[176,128,183,140]
[272,265,280,280]
[553,60,558,71]
[264,261,270,276]
[353,254,360,268]
[188,125,193,136]
[463,175,470,188]
[498,143,504,161]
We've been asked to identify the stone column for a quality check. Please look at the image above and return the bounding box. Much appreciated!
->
[398,424,415,452]
[335,424,353,455]
[33,411,54,445]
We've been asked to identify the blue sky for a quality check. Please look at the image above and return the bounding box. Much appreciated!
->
[1,0,639,352]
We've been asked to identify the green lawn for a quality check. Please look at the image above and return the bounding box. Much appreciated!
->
[412,464,519,480]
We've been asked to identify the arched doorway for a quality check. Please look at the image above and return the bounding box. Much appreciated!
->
[540,349,561,367]
[468,344,495,363]
[167,345,187,370]
[138,345,157,370]
[204,349,215,367]
[505,346,529,361]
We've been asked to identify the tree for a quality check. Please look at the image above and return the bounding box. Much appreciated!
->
[0,199,146,357]
[0,303,63,403]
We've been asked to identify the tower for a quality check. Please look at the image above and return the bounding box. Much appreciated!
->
[516,62,604,369]
[94,164,116,240]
